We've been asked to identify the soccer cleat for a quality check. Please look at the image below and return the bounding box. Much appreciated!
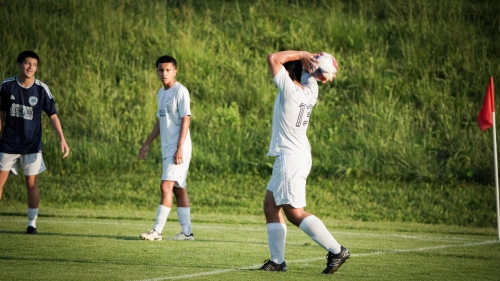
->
[322,246,350,274]
[25,226,37,234]
[140,229,162,241]
[259,260,287,272]
[172,232,195,241]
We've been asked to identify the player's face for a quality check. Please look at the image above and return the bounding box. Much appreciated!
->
[157,62,177,88]
[17,57,38,79]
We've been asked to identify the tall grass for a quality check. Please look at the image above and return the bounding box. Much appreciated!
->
[0,0,499,226]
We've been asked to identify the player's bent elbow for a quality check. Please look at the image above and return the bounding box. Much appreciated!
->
[266,54,274,66]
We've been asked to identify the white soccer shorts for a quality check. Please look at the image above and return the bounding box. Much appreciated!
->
[161,156,191,188]
[266,154,312,208]
[0,152,46,176]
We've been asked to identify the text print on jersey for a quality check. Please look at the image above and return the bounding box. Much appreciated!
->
[296,103,313,127]
[10,103,34,120]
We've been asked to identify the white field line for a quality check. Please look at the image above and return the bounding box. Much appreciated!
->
[0,218,489,242]
[134,240,499,281]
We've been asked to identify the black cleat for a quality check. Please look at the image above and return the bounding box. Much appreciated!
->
[25,226,37,234]
[322,246,350,274]
[259,259,287,272]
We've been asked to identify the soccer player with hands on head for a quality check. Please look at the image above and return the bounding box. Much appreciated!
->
[0,50,70,234]
[259,50,349,274]
[138,55,194,242]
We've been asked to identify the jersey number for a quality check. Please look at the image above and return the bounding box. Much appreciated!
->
[296,103,312,127]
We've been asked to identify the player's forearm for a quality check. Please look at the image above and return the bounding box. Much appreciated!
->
[268,50,303,65]
[143,121,160,146]
[49,114,67,143]
[177,116,190,150]
[267,50,314,78]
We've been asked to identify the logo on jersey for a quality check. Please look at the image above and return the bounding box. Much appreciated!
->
[10,95,15,100]
[29,96,38,106]
[10,103,33,120]
[166,98,173,108]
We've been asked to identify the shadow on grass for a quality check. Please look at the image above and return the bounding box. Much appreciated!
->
[0,211,149,221]
[188,238,268,246]
[0,230,138,240]
[0,254,230,269]
[0,230,270,245]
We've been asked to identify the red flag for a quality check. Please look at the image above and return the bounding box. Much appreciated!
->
[477,76,495,131]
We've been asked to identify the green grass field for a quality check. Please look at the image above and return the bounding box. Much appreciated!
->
[0,0,499,226]
[1,1,500,280]
[1,209,499,281]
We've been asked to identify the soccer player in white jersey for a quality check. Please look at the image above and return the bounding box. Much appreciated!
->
[0,50,70,234]
[259,50,350,274]
[138,55,194,241]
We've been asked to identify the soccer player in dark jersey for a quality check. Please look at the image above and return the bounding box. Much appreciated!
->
[0,50,70,234]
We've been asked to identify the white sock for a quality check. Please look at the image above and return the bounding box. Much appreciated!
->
[153,205,171,234]
[177,207,192,235]
[27,208,38,228]
[299,215,341,254]
[267,223,287,264]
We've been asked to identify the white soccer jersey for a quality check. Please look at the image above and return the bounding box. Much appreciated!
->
[267,67,318,156]
[156,82,192,158]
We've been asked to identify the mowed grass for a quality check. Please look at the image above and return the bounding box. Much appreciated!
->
[0,209,499,281]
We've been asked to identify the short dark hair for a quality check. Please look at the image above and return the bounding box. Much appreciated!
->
[284,60,302,82]
[155,55,177,69]
[17,50,39,64]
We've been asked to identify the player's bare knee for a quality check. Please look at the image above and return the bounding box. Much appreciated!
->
[263,200,277,214]
[172,186,185,197]
[283,207,308,226]
[160,186,173,196]
[283,212,299,226]
[24,178,37,190]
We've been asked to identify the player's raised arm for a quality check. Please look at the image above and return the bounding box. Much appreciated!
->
[267,50,317,78]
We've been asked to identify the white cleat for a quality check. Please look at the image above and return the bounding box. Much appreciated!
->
[140,229,162,241]
[172,232,194,241]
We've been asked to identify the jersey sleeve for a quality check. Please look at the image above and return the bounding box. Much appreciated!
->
[272,67,297,99]
[0,81,9,112]
[177,87,191,117]
[42,85,57,116]
[156,92,161,118]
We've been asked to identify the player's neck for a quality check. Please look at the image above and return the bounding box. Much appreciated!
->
[17,75,35,88]
[163,80,176,90]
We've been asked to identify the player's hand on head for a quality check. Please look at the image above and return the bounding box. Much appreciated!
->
[299,51,318,74]
[138,145,149,160]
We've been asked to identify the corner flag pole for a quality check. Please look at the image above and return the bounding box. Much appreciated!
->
[478,76,499,240]
[493,111,500,241]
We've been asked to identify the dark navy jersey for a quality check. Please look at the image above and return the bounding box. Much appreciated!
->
[0,76,57,154]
